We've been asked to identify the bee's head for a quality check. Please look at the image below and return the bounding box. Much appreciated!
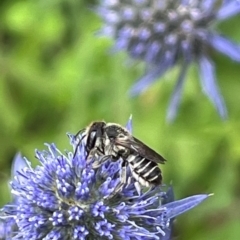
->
[87,121,106,137]
[105,123,130,142]
[89,121,106,131]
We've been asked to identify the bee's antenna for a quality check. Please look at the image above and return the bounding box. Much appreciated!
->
[73,130,86,159]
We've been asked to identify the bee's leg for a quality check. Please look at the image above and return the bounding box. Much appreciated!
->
[128,166,141,195]
[108,161,128,198]
[91,154,110,168]
[134,181,141,195]
[124,165,133,188]
[86,148,98,163]
[120,162,127,185]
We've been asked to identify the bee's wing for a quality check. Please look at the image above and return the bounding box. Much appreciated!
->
[115,136,166,164]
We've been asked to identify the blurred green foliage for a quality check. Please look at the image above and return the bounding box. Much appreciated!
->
[0,0,240,239]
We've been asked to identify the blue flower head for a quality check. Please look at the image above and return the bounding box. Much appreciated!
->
[0,217,16,240]
[97,0,240,121]
[0,153,26,240]
[1,120,210,239]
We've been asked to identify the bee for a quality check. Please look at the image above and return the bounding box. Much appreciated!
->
[74,121,166,194]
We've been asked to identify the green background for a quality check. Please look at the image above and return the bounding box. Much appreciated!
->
[0,1,240,239]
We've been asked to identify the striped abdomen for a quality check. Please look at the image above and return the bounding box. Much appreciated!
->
[126,154,162,187]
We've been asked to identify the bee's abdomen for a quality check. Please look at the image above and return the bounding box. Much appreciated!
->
[127,155,162,186]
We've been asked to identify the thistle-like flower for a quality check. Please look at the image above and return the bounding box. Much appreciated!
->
[0,127,210,239]
[0,153,25,240]
[0,218,16,240]
[97,0,240,120]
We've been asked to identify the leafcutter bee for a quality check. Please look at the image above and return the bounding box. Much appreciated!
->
[74,121,166,194]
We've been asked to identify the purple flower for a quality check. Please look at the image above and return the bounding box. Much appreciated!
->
[0,153,26,240]
[0,120,210,239]
[0,217,16,240]
[97,0,240,121]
